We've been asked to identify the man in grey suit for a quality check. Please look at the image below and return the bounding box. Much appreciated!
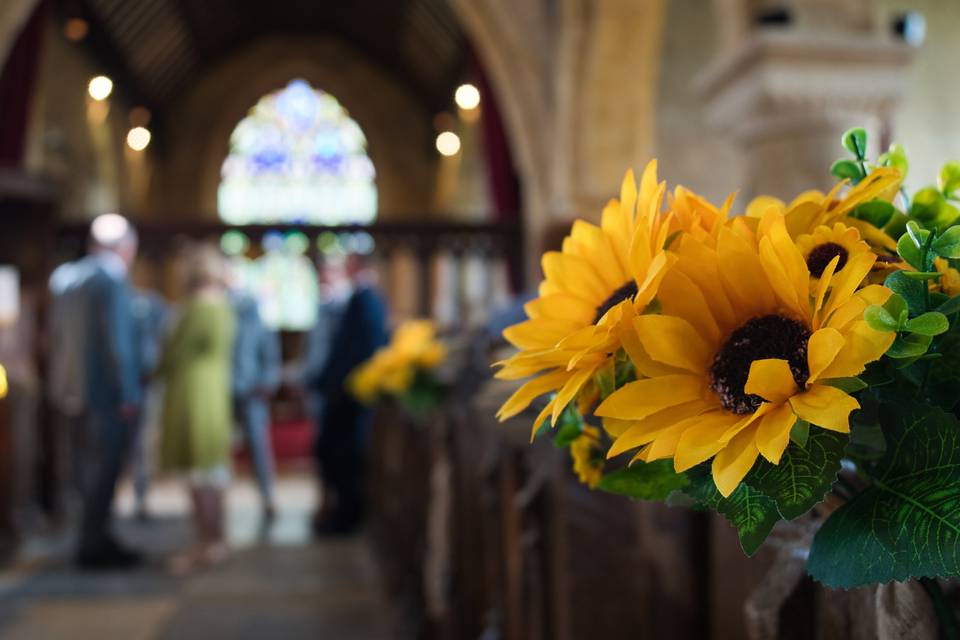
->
[230,291,282,522]
[49,213,143,569]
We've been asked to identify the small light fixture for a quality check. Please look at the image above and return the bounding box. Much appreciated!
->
[454,83,481,110]
[63,18,89,42]
[436,131,461,157]
[126,126,151,151]
[88,75,113,101]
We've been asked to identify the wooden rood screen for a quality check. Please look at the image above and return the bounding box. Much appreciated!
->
[55,220,525,323]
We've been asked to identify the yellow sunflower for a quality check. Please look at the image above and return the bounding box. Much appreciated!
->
[747,168,903,251]
[348,320,446,403]
[570,425,604,488]
[795,222,873,282]
[935,258,960,296]
[596,213,895,496]
[495,160,676,433]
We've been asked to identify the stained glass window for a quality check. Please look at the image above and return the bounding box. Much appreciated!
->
[218,79,378,225]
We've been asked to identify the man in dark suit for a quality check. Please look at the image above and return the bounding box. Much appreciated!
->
[49,214,143,568]
[309,253,388,534]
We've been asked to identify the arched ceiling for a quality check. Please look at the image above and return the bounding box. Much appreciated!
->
[54,0,466,121]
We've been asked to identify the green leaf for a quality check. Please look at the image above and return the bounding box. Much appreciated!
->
[851,200,896,228]
[807,403,960,587]
[594,359,616,400]
[904,312,949,336]
[886,332,933,359]
[939,160,960,198]
[911,187,946,223]
[683,465,780,556]
[789,419,810,448]
[553,405,583,448]
[819,376,868,393]
[936,295,960,316]
[841,127,868,159]
[901,271,942,281]
[878,143,909,178]
[846,421,886,461]
[596,460,688,501]
[933,226,960,259]
[830,159,863,182]
[884,270,927,316]
[883,294,908,322]
[745,427,846,520]
[897,231,929,270]
[864,305,899,332]
[883,210,910,239]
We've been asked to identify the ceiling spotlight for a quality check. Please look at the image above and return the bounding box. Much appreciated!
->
[88,75,113,101]
[63,18,89,42]
[455,83,481,110]
[126,126,151,151]
[436,131,461,157]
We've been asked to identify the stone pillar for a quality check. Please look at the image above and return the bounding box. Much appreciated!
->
[695,30,913,203]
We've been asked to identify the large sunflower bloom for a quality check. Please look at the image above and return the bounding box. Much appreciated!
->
[596,214,895,496]
[496,161,676,433]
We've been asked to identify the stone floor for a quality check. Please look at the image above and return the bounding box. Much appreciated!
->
[0,474,393,640]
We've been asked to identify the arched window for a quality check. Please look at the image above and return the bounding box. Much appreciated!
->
[218,79,378,225]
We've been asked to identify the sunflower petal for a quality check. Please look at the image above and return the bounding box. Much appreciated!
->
[712,427,761,497]
[744,359,797,405]
[788,384,859,433]
[806,327,845,383]
[595,375,705,421]
[818,321,895,379]
[551,365,598,425]
[496,369,571,421]
[606,400,710,458]
[755,402,798,464]
[673,411,743,472]
[633,315,711,373]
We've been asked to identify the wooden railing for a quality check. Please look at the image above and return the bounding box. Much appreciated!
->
[55,219,525,321]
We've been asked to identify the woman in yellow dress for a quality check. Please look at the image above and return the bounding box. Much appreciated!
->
[155,245,235,572]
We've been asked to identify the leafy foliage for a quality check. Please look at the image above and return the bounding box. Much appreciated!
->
[684,465,780,556]
[597,460,688,501]
[745,427,846,520]
[808,402,960,587]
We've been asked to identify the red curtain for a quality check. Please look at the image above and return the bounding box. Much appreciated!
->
[0,1,47,167]
[470,50,524,292]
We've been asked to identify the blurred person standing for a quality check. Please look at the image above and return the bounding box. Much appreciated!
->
[230,288,281,523]
[301,255,349,455]
[155,245,235,573]
[48,214,143,569]
[129,289,171,520]
[308,253,388,535]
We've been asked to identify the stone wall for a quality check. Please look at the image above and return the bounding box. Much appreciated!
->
[23,15,153,221]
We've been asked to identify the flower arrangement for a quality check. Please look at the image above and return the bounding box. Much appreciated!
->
[349,319,447,420]
[497,128,960,600]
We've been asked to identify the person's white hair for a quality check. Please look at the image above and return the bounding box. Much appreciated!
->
[90,213,137,250]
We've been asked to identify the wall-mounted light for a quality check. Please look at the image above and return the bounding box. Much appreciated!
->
[88,75,113,101]
[436,131,461,157]
[126,126,151,151]
[63,18,89,42]
[455,83,481,110]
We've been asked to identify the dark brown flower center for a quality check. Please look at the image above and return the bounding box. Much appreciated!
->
[594,281,638,324]
[806,242,848,278]
[710,314,810,415]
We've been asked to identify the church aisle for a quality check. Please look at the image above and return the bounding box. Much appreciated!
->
[0,475,392,640]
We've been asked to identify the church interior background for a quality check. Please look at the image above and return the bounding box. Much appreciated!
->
[0,0,959,638]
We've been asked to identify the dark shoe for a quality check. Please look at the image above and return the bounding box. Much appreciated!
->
[76,543,143,570]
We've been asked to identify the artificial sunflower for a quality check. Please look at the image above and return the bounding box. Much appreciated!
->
[495,160,677,433]
[795,222,873,281]
[934,258,960,296]
[746,168,903,250]
[348,319,446,403]
[596,214,896,496]
[570,425,604,488]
